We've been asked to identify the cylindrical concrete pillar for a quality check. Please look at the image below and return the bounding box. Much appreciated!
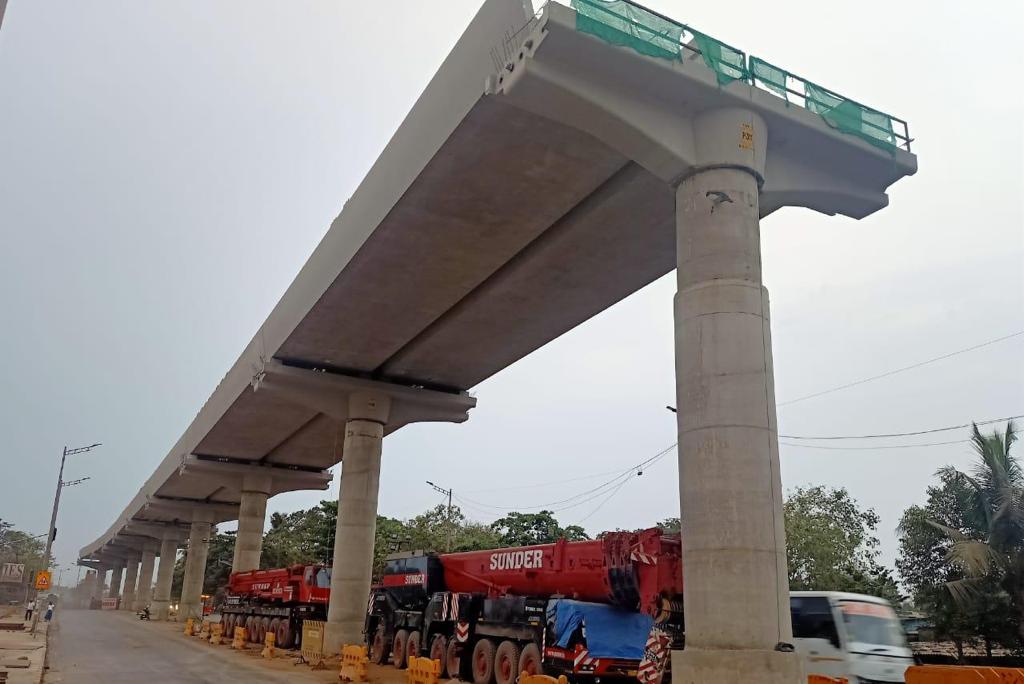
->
[671,161,800,681]
[135,543,157,611]
[232,474,271,573]
[121,558,140,611]
[178,514,214,620]
[80,569,97,608]
[108,562,124,600]
[324,392,391,654]
[97,566,110,600]
[151,533,179,621]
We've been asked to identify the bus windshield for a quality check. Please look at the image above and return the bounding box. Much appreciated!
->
[839,601,907,647]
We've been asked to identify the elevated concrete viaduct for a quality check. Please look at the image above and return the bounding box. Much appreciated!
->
[80,0,915,677]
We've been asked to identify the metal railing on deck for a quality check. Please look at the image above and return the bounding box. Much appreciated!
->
[564,0,912,152]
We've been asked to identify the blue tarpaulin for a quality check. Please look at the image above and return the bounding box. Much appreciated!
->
[547,599,654,660]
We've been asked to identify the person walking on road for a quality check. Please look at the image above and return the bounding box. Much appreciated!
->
[24,598,34,621]
[44,601,54,623]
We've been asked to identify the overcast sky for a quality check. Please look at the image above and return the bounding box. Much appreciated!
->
[1,0,1021,582]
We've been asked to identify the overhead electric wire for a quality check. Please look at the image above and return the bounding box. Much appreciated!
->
[454,443,676,514]
[779,414,1022,441]
[778,330,1024,407]
[576,477,634,523]
[778,440,970,450]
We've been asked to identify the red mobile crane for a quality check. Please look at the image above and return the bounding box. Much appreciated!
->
[367,528,684,684]
[220,563,332,648]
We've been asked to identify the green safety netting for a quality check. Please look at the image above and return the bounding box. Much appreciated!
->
[571,0,682,61]
[804,82,897,152]
[567,0,904,152]
[750,57,789,101]
[689,29,747,86]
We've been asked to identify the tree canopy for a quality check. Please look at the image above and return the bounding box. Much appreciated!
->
[784,485,900,602]
[898,421,1023,648]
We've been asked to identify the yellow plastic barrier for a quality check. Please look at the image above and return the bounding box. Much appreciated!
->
[520,674,567,684]
[406,656,442,684]
[198,620,211,639]
[301,620,327,669]
[906,666,1024,683]
[808,677,848,684]
[209,622,223,645]
[339,644,369,682]
[183,617,195,636]
[261,631,276,659]
[232,626,248,650]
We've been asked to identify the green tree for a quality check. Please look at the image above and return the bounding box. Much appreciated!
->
[490,510,590,547]
[785,486,900,602]
[173,530,237,599]
[926,421,1024,641]
[657,517,681,534]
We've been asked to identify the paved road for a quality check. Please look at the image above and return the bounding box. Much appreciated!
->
[45,610,320,683]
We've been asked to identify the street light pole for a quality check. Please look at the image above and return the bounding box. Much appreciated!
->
[31,443,100,634]
[425,481,454,552]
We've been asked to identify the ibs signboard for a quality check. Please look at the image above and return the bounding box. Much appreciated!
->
[0,563,25,583]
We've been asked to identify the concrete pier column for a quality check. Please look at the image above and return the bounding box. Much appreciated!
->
[670,110,801,683]
[121,558,140,611]
[135,542,157,611]
[178,511,214,620]
[97,566,110,600]
[324,392,392,653]
[108,562,124,600]
[231,473,271,573]
[81,569,97,608]
[151,532,179,621]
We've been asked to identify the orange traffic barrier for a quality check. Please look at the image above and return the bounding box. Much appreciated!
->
[261,631,276,659]
[232,626,248,650]
[906,665,1024,683]
[339,644,369,682]
[808,676,848,684]
[406,656,442,684]
[209,622,224,645]
[520,674,568,684]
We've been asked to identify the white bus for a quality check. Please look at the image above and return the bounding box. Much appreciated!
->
[791,591,914,683]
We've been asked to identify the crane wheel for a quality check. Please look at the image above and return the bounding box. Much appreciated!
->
[407,631,421,664]
[445,637,460,680]
[370,626,388,664]
[268,618,280,643]
[518,643,542,677]
[276,619,293,649]
[495,641,520,684]
[471,638,496,684]
[244,616,256,641]
[392,629,409,669]
[429,635,448,676]
[222,614,234,636]
[260,617,271,644]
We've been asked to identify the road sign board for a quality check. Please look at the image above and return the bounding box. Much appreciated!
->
[0,563,25,583]
[34,570,51,590]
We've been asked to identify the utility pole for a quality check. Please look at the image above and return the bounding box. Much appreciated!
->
[425,481,454,552]
[31,443,100,634]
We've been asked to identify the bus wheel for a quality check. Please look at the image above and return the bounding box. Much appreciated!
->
[445,637,461,680]
[429,635,448,676]
[495,641,520,684]
[392,629,409,669]
[518,643,542,677]
[370,626,388,664]
[471,638,496,684]
[407,631,421,664]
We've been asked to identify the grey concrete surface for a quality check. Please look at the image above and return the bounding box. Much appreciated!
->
[44,610,314,683]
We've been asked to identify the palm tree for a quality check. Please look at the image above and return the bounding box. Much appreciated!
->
[930,420,1024,639]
